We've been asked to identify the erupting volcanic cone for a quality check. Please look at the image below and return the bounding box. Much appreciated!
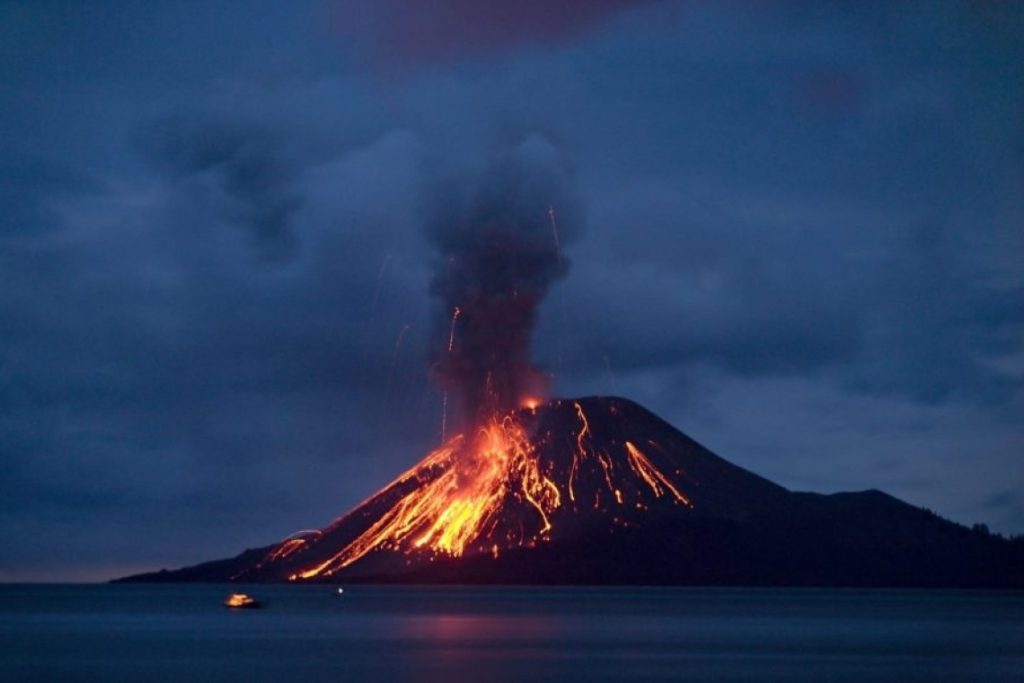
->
[123,396,1024,587]
[229,396,787,582]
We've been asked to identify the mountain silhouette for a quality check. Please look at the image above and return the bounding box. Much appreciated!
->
[119,397,1024,587]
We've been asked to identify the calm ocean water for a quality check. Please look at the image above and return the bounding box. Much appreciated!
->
[1,584,1021,682]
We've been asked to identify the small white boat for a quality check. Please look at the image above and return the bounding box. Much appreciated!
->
[223,593,261,609]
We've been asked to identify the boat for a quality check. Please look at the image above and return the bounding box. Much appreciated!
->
[223,593,261,609]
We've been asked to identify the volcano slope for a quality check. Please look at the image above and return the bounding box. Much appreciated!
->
[121,397,1024,587]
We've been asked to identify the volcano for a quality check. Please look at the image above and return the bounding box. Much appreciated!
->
[121,397,1023,587]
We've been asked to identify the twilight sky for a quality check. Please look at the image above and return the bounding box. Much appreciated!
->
[1,1,1022,581]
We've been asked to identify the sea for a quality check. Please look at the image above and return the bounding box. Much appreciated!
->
[1,584,1021,682]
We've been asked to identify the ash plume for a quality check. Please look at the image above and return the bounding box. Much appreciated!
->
[428,135,583,426]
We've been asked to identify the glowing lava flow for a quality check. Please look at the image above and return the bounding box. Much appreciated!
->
[291,416,560,579]
[272,402,694,581]
[625,441,690,505]
[567,401,590,503]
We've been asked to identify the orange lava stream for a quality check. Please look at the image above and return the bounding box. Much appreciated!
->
[625,441,691,505]
[568,401,591,503]
[267,538,306,562]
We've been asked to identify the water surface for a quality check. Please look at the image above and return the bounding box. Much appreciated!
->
[1,585,1021,682]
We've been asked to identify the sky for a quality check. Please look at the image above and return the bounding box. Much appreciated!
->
[1,0,1022,581]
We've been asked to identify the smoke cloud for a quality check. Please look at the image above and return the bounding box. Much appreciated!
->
[428,134,584,425]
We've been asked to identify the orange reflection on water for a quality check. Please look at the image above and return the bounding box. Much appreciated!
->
[399,613,558,643]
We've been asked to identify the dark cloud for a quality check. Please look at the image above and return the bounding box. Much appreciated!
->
[847,218,1024,404]
[141,118,302,261]
[552,200,1023,408]
[982,490,1019,512]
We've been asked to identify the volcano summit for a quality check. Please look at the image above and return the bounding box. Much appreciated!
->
[123,396,1023,587]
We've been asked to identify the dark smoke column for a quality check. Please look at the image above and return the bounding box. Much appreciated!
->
[428,135,583,426]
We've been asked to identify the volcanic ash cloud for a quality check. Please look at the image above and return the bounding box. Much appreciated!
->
[427,134,584,426]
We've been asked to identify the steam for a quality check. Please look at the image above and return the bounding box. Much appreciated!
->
[428,134,583,425]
